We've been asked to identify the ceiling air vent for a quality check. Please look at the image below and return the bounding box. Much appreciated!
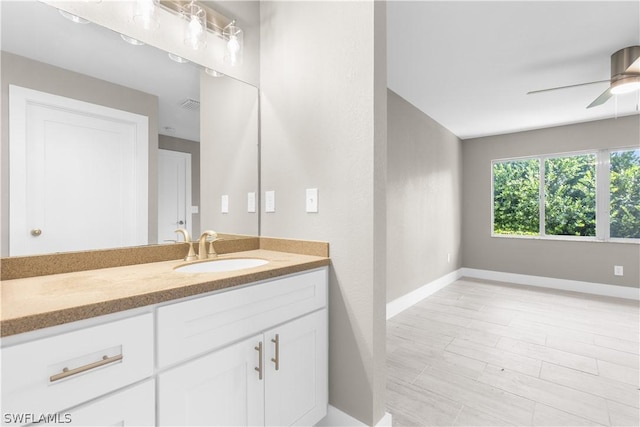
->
[180,98,200,111]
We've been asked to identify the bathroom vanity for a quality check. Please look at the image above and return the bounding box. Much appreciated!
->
[1,244,329,426]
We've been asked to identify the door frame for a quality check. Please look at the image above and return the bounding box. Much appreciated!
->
[9,84,149,255]
[158,149,192,241]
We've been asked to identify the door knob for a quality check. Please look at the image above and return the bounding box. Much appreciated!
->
[31,228,42,237]
[176,220,185,225]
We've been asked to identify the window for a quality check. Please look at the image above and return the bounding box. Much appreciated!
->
[544,154,596,237]
[610,149,640,239]
[492,159,539,235]
[492,148,639,242]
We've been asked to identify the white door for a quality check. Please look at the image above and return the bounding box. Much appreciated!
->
[158,149,191,243]
[9,85,148,256]
[157,335,265,426]
[265,310,328,426]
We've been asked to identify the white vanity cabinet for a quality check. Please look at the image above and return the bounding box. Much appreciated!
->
[1,266,328,427]
[157,334,265,426]
[1,313,154,426]
[54,380,155,426]
[156,268,328,426]
[264,309,328,426]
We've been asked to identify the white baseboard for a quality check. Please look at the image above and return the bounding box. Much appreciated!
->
[462,268,640,300]
[315,405,392,426]
[386,269,462,319]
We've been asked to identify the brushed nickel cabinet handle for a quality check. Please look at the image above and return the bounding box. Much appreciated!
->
[50,354,123,382]
[254,342,263,380]
[271,334,280,371]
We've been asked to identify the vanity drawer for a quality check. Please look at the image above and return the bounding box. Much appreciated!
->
[1,313,153,419]
[157,267,327,368]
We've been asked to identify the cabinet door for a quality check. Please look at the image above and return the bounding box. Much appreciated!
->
[265,309,328,426]
[53,380,155,426]
[158,335,264,426]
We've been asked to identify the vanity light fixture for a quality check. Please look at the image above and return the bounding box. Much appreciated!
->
[159,1,244,66]
[59,10,90,24]
[133,0,160,30]
[120,34,145,46]
[183,1,206,50]
[223,22,243,66]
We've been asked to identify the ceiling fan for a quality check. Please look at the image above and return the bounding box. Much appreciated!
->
[528,45,640,109]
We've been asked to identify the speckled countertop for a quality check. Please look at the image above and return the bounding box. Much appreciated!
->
[1,249,330,337]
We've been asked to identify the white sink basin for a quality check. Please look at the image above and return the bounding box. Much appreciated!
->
[174,258,268,273]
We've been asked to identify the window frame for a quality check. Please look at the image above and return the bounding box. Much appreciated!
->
[491,147,639,244]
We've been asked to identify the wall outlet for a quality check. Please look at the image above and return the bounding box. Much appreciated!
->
[614,265,624,276]
[265,190,275,213]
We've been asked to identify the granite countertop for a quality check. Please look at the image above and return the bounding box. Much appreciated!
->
[1,249,330,337]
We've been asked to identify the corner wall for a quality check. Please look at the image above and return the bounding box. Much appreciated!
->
[260,1,387,424]
[386,90,463,303]
[462,115,640,288]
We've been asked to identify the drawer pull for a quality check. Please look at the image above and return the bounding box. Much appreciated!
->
[50,354,123,382]
[254,342,263,380]
[271,334,280,371]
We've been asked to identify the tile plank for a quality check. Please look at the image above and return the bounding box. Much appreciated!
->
[386,278,639,427]
[497,336,599,374]
[478,365,610,425]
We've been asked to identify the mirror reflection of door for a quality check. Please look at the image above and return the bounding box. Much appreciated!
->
[158,149,192,243]
[9,85,149,256]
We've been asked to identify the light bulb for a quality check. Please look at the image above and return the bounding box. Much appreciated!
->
[227,36,240,54]
[223,24,243,66]
[611,81,640,95]
[133,0,159,30]
[183,3,206,50]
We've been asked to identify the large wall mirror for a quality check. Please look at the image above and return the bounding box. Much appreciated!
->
[1,0,259,257]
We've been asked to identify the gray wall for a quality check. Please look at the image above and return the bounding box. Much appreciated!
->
[260,1,387,424]
[200,72,259,236]
[462,115,640,288]
[159,135,201,237]
[0,52,159,256]
[387,90,463,302]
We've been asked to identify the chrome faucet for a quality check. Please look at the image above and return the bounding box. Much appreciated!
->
[198,230,218,260]
[175,228,197,261]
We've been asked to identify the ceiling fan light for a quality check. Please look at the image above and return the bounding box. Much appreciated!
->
[610,77,640,95]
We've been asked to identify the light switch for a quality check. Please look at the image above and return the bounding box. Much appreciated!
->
[306,188,318,213]
[265,191,275,213]
[247,192,256,213]
[221,195,229,214]
[191,206,199,214]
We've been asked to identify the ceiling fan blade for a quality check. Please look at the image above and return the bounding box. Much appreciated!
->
[587,87,613,109]
[527,80,609,95]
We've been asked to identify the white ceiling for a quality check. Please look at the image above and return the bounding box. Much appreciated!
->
[387,1,640,140]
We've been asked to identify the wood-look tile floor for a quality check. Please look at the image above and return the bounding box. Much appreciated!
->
[386,278,640,426]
